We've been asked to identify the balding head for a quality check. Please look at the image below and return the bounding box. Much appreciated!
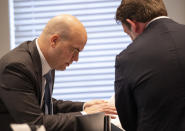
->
[42,14,86,41]
[38,14,87,70]
[40,14,87,42]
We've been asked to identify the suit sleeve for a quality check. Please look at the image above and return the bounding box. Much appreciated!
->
[114,55,137,131]
[0,63,82,131]
[52,98,84,113]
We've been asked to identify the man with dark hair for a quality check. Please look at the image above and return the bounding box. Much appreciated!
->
[114,0,185,131]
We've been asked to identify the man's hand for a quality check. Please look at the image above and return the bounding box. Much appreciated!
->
[84,100,117,118]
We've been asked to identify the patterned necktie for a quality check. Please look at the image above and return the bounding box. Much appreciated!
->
[44,71,53,114]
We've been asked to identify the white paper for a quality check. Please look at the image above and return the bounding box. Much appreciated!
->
[10,124,31,131]
[10,124,46,131]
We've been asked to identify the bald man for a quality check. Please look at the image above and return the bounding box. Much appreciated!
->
[0,14,116,131]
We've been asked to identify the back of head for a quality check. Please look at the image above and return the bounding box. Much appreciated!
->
[116,0,168,28]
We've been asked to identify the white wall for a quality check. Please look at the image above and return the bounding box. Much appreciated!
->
[0,0,10,58]
[164,0,185,25]
[0,0,185,58]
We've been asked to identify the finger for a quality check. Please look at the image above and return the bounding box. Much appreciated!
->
[100,105,117,110]
[105,114,117,119]
[100,107,117,114]
[93,100,108,104]
[111,116,117,119]
[104,110,117,115]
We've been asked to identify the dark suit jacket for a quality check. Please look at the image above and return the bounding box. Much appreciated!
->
[115,18,185,131]
[0,40,84,131]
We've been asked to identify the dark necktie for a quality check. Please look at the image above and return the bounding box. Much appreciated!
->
[44,71,53,114]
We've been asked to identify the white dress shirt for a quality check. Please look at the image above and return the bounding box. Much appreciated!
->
[145,16,169,28]
[35,39,52,109]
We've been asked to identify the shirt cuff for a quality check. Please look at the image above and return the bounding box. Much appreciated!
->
[81,111,87,115]
[82,102,86,110]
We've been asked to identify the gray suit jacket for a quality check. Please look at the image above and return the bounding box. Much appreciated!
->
[0,39,84,131]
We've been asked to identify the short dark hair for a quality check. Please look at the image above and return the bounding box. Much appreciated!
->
[116,0,168,29]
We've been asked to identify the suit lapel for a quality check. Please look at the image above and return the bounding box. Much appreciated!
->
[28,39,56,110]
[28,39,43,107]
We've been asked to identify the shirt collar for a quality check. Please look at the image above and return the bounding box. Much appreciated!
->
[36,39,51,76]
[145,16,170,28]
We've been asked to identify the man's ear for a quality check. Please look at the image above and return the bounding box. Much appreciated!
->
[50,34,59,48]
[126,19,137,32]
[126,19,146,34]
